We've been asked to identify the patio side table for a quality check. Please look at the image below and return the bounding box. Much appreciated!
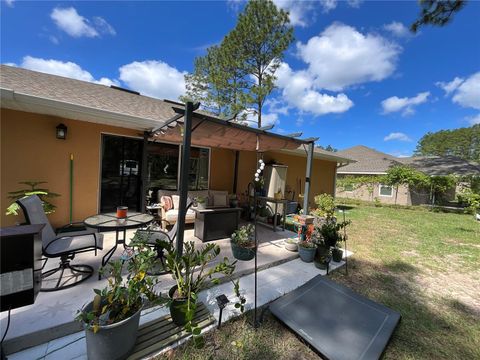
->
[256,196,288,232]
[193,207,242,242]
[84,212,154,279]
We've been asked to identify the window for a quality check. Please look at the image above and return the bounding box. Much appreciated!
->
[344,184,354,192]
[188,147,210,190]
[147,142,179,190]
[379,184,393,197]
[146,143,210,191]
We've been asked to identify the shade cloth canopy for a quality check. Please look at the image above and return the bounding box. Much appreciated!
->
[149,108,312,152]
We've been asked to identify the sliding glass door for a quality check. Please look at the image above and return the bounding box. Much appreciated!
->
[100,135,143,212]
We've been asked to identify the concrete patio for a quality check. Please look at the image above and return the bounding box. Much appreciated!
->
[6,254,352,360]
[1,222,303,355]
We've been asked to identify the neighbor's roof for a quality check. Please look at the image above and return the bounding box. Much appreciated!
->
[336,145,403,174]
[400,156,480,176]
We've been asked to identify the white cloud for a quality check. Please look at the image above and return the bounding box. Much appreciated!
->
[384,21,410,37]
[272,0,315,27]
[384,132,412,142]
[275,62,354,116]
[381,91,430,116]
[119,60,186,100]
[436,76,464,95]
[4,0,14,7]
[466,114,480,125]
[261,113,279,126]
[452,72,480,110]
[93,17,116,36]
[297,23,401,91]
[49,35,59,45]
[51,7,98,38]
[50,7,115,38]
[347,0,362,8]
[320,0,337,13]
[16,56,118,86]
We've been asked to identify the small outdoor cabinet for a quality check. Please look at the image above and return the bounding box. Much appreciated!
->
[0,224,44,311]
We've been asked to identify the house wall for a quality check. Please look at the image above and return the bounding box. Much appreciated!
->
[1,108,338,228]
[233,150,337,209]
[1,108,140,228]
[335,174,432,205]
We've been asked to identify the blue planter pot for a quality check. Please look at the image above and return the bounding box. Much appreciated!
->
[298,245,316,262]
[231,241,256,261]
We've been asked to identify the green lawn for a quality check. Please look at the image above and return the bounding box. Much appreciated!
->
[158,206,480,360]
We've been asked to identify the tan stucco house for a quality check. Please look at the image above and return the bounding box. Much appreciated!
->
[335,145,480,206]
[0,65,352,228]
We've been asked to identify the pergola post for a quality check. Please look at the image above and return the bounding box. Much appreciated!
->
[176,102,195,257]
[140,131,149,212]
[303,141,314,211]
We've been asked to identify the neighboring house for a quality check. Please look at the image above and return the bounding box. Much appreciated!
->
[335,145,480,206]
[0,65,352,227]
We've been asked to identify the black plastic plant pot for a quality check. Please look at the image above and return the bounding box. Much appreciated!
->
[332,248,344,262]
[231,241,256,261]
[314,259,329,270]
[83,300,142,360]
[298,245,316,262]
[316,244,330,258]
[169,286,196,326]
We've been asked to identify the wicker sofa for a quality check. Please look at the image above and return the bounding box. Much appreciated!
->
[157,189,230,228]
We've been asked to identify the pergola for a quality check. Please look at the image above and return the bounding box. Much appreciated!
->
[141,102,317,256]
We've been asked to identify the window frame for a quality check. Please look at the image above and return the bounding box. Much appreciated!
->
[378,184,393,197]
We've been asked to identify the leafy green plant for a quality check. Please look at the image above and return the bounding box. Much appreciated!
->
[312,193,336,219]
[315,219,351,248]
[76,236,160,333]
[231,224,255,247]
[458,190,480,215]
[298,240,316,249]
[164,241,244,348]
[6,181,60,216]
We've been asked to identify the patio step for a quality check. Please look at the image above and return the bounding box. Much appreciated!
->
[128,302,214,360]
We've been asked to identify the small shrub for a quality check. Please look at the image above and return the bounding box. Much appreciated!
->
[313,193,336,218]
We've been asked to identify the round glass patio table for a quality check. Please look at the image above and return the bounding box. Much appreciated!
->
[84,212,154,279]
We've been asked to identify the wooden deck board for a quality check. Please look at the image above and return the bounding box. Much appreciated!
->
[127,302,214,360]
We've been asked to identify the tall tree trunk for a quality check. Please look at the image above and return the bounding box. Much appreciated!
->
[395,185,399,205]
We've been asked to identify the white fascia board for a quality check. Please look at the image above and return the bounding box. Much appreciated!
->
[276,148,354,164]
[1,88,164,131]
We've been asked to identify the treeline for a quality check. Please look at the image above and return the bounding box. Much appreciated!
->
[414,124,480,162]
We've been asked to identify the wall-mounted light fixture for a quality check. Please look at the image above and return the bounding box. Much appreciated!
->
[56,123,67,140]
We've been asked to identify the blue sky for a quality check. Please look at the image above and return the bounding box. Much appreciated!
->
[2,0,479,157]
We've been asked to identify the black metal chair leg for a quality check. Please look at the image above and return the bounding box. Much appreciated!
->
[41,261,94,292]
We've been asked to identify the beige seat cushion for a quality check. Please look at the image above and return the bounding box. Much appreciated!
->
[165,209,196,223]
[171,195,180,210]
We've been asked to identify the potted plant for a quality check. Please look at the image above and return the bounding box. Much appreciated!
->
[231,224,256,261]
[76,240,160,360]
[196,196,207,209]
[298,224,316,262]
[256,206,268,223]
[332,245,344,262]
[164,242,237,326]
[284,238,298,252]
[298,241,316,262]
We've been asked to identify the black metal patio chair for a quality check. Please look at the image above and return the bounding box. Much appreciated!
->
[133,198,194,275]
[17,195,103,291]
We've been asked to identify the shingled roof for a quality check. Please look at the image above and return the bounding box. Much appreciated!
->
[336,145,403,174]
[0,64,177,129]
[400,156,480,176]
